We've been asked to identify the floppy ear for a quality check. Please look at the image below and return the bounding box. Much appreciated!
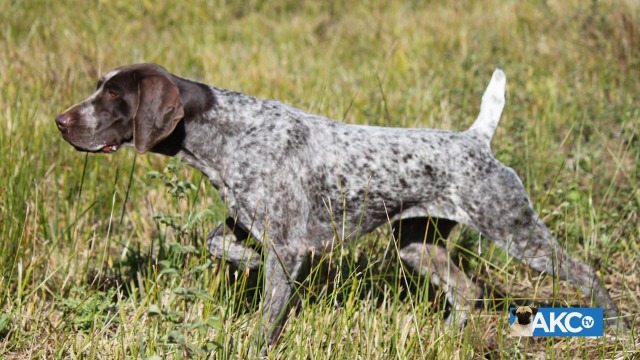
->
[133,75,184,153]
[511,308,517,316]
[531,307,538,315]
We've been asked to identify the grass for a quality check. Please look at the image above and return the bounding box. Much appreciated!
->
[0,0,639,358]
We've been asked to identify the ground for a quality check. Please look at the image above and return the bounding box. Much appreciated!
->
[0,0,638,358]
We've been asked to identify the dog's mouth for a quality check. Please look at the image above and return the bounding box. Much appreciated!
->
[101,144,119,153]
[71,142,121,154]
[516,316,532,325]
[71,135,133,153]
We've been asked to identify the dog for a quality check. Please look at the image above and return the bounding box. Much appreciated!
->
[510,306,538,337]
[55,63,624,347]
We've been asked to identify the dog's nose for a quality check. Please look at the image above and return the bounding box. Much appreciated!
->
[55,113,73,130]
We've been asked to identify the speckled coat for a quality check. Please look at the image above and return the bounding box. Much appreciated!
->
[55,64,625,349]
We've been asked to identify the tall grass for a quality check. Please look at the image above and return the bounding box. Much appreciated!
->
[0,0,638,358]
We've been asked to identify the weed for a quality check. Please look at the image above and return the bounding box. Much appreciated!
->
[0,0,638,358]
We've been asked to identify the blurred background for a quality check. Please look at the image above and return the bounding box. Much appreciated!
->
[0,0,638,358]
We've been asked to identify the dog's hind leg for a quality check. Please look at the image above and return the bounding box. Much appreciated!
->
[498,220,624,328]
[462,68,624,328]
[206,217,262,271]
[466,165,626,328]
[399,242,479,327]
[394,217,481,327]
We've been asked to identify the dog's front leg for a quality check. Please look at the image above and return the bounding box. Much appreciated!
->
[261,247,306,347]
[206,217,262,271]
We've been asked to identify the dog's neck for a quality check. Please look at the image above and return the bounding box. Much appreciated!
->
[150,76,262,190]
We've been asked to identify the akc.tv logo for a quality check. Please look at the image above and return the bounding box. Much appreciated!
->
[509,306,604,337]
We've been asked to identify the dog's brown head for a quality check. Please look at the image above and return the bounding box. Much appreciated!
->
[512,305,538,325]
[55,63,184,154]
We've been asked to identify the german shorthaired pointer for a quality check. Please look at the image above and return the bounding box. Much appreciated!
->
[55,63,625,346]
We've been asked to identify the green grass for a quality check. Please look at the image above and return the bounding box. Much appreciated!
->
[1,0,639,358]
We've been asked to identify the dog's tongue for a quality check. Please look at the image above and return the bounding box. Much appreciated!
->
[102,145,117,153]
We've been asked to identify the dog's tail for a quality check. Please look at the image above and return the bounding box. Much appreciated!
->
[468,69,506,146]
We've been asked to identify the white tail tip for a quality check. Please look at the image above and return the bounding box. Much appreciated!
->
[469,68,507,144]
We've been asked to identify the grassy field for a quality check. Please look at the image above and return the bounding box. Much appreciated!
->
[1,0,639,358]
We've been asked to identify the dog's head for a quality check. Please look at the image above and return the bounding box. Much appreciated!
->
[55,63,184,154]
[511,305,538,325]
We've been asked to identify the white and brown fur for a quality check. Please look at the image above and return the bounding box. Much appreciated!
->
[56,64,626,349]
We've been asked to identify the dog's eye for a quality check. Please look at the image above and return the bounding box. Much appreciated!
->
[106,89,119,99]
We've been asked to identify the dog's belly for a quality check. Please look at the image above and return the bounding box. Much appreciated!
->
[223,118,488,246]
[304,125,480,234]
